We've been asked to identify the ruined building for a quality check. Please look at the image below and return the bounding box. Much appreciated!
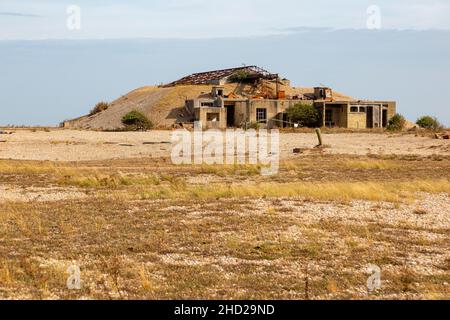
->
[167,66,396,130]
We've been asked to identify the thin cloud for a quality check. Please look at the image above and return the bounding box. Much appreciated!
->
[0,12,41,18]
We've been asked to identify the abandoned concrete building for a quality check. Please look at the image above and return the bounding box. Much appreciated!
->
[167,66,396,130]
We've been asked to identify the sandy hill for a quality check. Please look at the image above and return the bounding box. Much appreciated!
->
[65,81,354,130]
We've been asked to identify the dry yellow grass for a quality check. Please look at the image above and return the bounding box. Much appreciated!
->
[0,161,162,188]
[0,154,448,300]
[136,179,450,203]
[198,164,262,176]
[343,159,400,170]
[57,172,163,188]
[0,262,12,286]
[0,161,75,175]
[4,159,444,203]
[2,158,449,203]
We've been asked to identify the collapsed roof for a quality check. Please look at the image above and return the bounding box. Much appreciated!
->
[163,66,279,87]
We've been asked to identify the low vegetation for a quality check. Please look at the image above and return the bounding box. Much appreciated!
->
[2,158,448,204]
[286,103,320,128]
[387,114,406,132]
[343,159,400,170]
[89,101,110,116]
[121,110,154,131]
[229,70,251,82]
[0,154,448,300]
[136,179,450,203]
[416,116,443,131]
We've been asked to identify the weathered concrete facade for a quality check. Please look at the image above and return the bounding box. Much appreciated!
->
[181,67,396,129]
[187,96,309,130]
[187,87,395,130]
[314,101,397,129]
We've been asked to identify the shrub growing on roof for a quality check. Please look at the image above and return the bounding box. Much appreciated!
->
[229,70,251,83]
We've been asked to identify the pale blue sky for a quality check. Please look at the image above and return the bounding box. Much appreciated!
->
[1,0,450,40]
[0,2,449,126]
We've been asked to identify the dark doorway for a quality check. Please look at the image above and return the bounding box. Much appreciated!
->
[325,109,333,127]
[382,109,388,128]
[226,105,235,127]
[283,113,289,128]
[366,107,374,128]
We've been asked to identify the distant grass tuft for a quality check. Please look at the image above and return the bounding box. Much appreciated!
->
[343,159,400,170]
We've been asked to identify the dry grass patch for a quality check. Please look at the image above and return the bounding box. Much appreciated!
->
[136,179,450,203]
[0,161,76,176]
[343,159,400,170]
[0,193,448,299]
[198,164,262,177]
[0,155,448,299]
[57,172,163,188]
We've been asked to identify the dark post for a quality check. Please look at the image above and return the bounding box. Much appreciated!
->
[315,128,323,147]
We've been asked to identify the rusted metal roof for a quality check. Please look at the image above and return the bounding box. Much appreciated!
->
[163,66,278,87]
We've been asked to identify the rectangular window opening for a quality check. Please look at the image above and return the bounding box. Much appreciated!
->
[207,113,220,122]
[256,108,267,123]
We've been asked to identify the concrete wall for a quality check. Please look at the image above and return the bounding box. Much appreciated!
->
[338,105,349,127]
[315,103,351,128]
[195,107,227,130]
[192,98,396,130]
[234,101,249,127]
[316,101,396,129]
[247,99,312,127]
[384,101,397,120]
[248,100,278,124]
[347,112,367,129]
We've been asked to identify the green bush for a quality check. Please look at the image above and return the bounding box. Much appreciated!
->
[121,110,153,131]
[416,116,443,131]
[90,101,110,115]
[286,103,320,128]
[229,70,250,83]
[387,114,406,131]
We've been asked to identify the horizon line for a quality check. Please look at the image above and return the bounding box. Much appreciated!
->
[1,27,450,42]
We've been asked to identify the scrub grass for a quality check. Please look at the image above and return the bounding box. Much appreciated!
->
[0,155,448,300]
[343,159,400,170]
[136,179,450,203]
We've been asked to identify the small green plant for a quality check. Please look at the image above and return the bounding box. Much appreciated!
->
[90,101,110,115]
[387,114,406,132]
[416,116,443,131]
[229,70,250,83]
[286,103,320,128]
[121,110,153,131]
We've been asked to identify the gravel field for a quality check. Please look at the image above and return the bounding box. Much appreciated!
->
[0,129,448,300]
[0,129,448,161]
